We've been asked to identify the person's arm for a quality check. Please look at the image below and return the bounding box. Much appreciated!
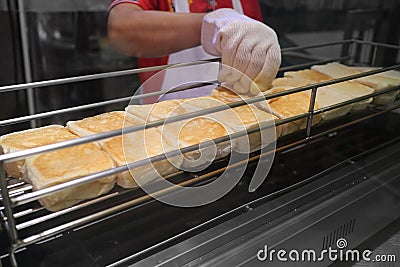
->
[108,4,205,58]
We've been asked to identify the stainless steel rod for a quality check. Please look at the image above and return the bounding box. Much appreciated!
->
[371,45,378,66]
[281,51,328,61]
[0,81,218,126]
[305,86,318,138]
[279,56,350,72]
[0,166,18,243]
[0,59,219,93]
[281,39,354,53]
[0,97,131,126]
[14,208,43,219]
[16,192,119,230]
[7,181,27,190]
[353,40,400,50]
[17,0,36,129]
[11,165,128,207]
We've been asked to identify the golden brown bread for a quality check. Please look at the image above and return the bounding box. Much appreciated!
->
[161,115,233,171]
[66,111,127,147]
[284,69,332,82]
[284,68,374,111]
[312,62,399,104]
[0,125,77,179]
[210,86,251,103]
[125,100,186,123]
[258,88,321,135]
[272,77,311,88]
[24,142,116,211]
[102,127,181,188]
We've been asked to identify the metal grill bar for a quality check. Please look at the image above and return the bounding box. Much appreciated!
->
[353,40,400,50]
[305,86,318,138]
[0,81,218,127]
[0,97,131,127]
[280,39,354,53]
[16,192,120,230]
[279,56,350,72]
[0,59,220,93]
[0,167,18,243]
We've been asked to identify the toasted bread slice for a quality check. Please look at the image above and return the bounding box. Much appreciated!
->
[24,142,116,211]
[312,62,399,104]
[0,125,77,178]
[102,127,181,189]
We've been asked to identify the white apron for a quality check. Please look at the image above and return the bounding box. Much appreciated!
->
[158,0,244,101]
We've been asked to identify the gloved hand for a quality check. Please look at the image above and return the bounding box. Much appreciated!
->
[201,8,281,95]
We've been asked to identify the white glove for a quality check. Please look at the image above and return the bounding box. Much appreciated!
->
[201,8,281,95]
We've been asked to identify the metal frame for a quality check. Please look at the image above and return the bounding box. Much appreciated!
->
[0,39,400,266]
[16,0,36,128]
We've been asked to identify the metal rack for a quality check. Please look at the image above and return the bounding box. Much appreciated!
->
[0,39,400,266]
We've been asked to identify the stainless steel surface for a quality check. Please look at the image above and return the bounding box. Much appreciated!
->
[16,0,36,128]
[131,139,400,267]
[348,223,400,267]
[0,39,400,266]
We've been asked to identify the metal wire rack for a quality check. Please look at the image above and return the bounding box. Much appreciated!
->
[0,39,400,266]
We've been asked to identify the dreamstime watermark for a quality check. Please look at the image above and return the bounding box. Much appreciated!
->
[122,62,278,207]
[257,238,396,263]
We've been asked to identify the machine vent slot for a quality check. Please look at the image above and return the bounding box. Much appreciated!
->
[322,218,356,250]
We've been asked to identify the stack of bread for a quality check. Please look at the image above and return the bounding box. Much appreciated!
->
[66,111,181,189]
[312,62,400,105]
[262,63,400,125]
[1,62,399,212]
